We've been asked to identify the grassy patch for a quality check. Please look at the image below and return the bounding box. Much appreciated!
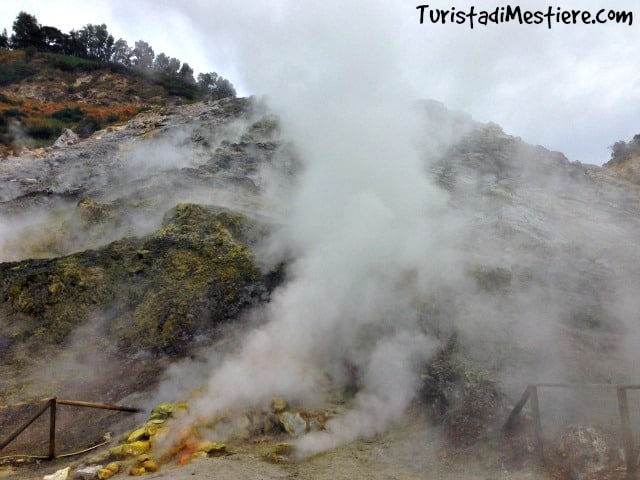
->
[0,62,37,86]
[44,53,104,73]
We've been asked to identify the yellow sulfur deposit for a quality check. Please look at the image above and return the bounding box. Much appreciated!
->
[129,466,146,476]
[109,441,150,458]
[142,460,159,472]
[197,441,227,457]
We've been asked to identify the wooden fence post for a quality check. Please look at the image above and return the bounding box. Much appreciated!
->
[530,385,544,463]
[617,387,637,479]
[48,398,57,460]
[503,385,532,431]
[0,397,141,459]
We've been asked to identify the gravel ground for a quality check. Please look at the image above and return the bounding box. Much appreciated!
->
[2,410,550,480]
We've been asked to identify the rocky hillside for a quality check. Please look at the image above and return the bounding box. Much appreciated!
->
[0,95,285,397]
[0,48,219,157]
[0,89,639,480]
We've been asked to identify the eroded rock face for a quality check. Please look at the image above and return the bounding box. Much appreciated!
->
[0,97,294,261]
[0,204,268,367]
[0,204,273,464]
[0,97,287,387]
[419,106,640,450]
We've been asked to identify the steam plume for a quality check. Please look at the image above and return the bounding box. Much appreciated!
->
[169,2,464,451]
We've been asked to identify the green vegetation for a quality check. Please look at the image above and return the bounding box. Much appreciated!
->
[0,11,237,153]
[2,107,25,118]
[608,133,640,165]
[0,60,36,85]
[154,72,201,100]
[0,100,106,147]
[1,11,236,100]
[51,106,83,122]
[26,122,61,140]
[44,52,104,72]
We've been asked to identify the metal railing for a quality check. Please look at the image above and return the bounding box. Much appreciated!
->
[503,383,640,479]
[0,397,141,460]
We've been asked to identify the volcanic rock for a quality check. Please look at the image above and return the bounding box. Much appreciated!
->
[109,441,150,458]
[552,425,623,479]
[271,397,288,413]
[75,465,103,480]
[197,441,227,457]
[42,467,70,480]
[53,129,79,148]
[279,411,307,436]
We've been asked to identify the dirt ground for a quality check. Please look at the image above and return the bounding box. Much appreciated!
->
[1,408,549,480]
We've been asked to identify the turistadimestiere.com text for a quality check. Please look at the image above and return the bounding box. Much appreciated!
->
[416,5,633,29]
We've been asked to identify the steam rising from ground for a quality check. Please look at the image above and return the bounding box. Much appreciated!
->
[168,3,466,453]
[176,89,462,453]
[296,331,437,455]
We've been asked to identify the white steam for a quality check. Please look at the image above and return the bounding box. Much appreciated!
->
[182,94,458,448]
[296,331,437,455]
[167,2,465,452]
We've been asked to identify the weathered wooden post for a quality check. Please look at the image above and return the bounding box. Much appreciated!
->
[503,385,532,431]
[48,397,57,460]
[617,387,636,479]
[1,397,141,459]
[529,385,544,463]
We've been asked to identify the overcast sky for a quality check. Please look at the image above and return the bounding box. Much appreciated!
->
[1,0,638,165]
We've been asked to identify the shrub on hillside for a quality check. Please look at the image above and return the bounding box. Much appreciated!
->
[608,133,640,165]
[0,61,36,85]
[46,53,103,72]
[26,123,61,140]
[51,106,84,122]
